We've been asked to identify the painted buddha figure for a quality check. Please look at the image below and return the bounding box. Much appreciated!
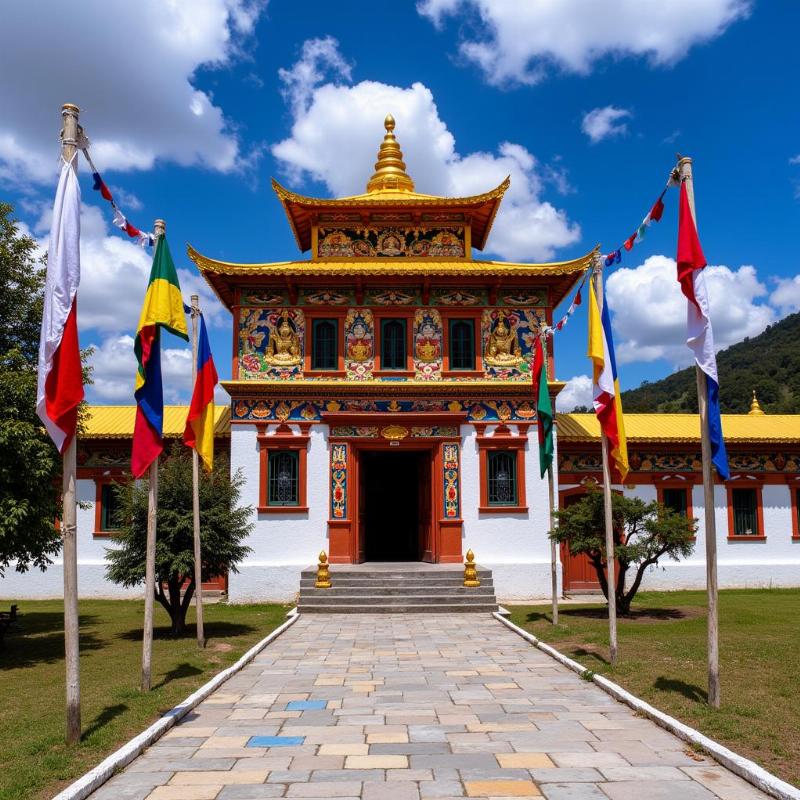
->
[265,311,301,367]
[485,316,522,367]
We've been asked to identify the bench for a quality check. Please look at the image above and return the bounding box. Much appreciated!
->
[0,604,18,644]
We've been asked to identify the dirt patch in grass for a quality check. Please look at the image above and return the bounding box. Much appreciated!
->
[509,589,800,789]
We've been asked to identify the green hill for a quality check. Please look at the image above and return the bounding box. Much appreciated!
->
[620,311,800,414]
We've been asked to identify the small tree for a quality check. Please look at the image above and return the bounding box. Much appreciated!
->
[106,443,253,635]
[550,489,697,615]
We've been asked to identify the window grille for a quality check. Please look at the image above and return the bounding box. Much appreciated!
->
[487,451,517,506]
[381,319,406,369]
[449,319,475,370]
[268,451,299,506]
[732,488,758,535]
[662,487,688,517]
[100,483,121,530]
[312,319,338,370]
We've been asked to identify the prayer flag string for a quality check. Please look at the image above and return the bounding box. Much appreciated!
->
[80,148,154,247]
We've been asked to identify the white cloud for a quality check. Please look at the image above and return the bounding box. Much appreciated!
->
[605,255,775,366]
[789,155,800,165]
[770,275,800,314]
[0,0,266,184]
[418,0,750,86]
[272,40,580,261]
[581,106,632,144]
[557,375,593,412]
[279,36,353,117]
[87,335,192,403]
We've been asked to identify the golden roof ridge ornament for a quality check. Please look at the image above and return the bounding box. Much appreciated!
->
[749,389,765,415]
[367,114,415,194]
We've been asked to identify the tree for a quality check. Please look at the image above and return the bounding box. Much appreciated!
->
[0,203,62,575]
[550,489,697,615]
[106,444,253,635]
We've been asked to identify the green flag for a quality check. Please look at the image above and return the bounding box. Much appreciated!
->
[533,335,554,479]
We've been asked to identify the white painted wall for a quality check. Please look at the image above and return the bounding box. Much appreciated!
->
[228,423,329,603]
[461,424,561,601]
[558,479,800,594]
[0,478,138,599]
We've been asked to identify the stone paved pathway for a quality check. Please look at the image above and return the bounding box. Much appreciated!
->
[90,614,770,800]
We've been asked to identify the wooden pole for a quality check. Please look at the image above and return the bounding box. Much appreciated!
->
[190,294,206,649]
[593,260,618,666]
[546,466,559,625]
[60,102,81,744]
[141,218,165,692]
[542,335,558,625]
[678,156,720,708]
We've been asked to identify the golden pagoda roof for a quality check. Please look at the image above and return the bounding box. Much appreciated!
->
[271,115,511,252]
[186,244,597,310]
[556,413,800,444]
[81,405,230,439]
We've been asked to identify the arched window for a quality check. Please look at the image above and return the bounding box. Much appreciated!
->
[487,451,517,506]
[381,319,407,370]
[449,319,475,370]
[312,319,338,370]
[268,451,299,506]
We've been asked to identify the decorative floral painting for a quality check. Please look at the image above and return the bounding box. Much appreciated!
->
[240,290,287,306]
[344,308,374,380]
[238,307,305,379]
[413,309,443,380]
[480,308,543,381]
[432,288,486,306]
[300,288,353,305]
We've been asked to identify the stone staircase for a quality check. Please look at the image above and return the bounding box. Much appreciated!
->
[298,563,498,614]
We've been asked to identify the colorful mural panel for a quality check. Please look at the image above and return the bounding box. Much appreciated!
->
[330,443,348,519]
[317,227,466,258]
[239,308,305,379]
[232,397,536,422]
[481,308,543,381]
[344,308,374,380]
[500,289,547,307]
[365,287,421,306]
[299,287,354,305]
[442,443,460,518]
[558,450,799,474]
[432,288,487,306]
[240,289,287,306]
[414,308,443,381]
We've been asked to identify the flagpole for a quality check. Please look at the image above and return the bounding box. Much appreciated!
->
[542,335,559,625]
[141,218,165,693]
[60,102,81,744]
[592,256,618,666]
[678,156,720,708]
[190,295,205,649]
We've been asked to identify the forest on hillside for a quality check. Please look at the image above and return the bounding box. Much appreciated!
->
[619,312,800,414]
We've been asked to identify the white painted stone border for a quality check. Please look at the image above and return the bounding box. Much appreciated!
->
[52,608,300,800]
[493,612,800,800]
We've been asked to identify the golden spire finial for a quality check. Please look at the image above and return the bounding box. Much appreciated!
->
[366,114,415,193]
[748,390,765,416]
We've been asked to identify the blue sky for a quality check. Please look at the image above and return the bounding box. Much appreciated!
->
[2,0,798,410]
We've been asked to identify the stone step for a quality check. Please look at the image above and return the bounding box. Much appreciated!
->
[298,593,496,606]
[299,579,494,589]
[299,602,499,614]
[299,585,496,597]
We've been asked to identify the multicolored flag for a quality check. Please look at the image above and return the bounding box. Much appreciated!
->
[676,181,729,479]
[184,309,218,472]
[532,335,553,479]
[131,236,188,478]
[37,155,84,453]
[587,279,629,481]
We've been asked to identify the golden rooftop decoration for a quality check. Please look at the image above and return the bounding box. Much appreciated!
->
[749,390,765,416]
[366,114,415,194]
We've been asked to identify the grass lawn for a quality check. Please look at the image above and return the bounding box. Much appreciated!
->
[0,598,289,800]
[508,588,800,788]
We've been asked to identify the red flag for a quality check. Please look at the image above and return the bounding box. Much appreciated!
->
[676,182,706,307]
[623,234,636,251]
[649,196,665,222]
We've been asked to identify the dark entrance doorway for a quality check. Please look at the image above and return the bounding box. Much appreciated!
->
[360,450,430,561]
